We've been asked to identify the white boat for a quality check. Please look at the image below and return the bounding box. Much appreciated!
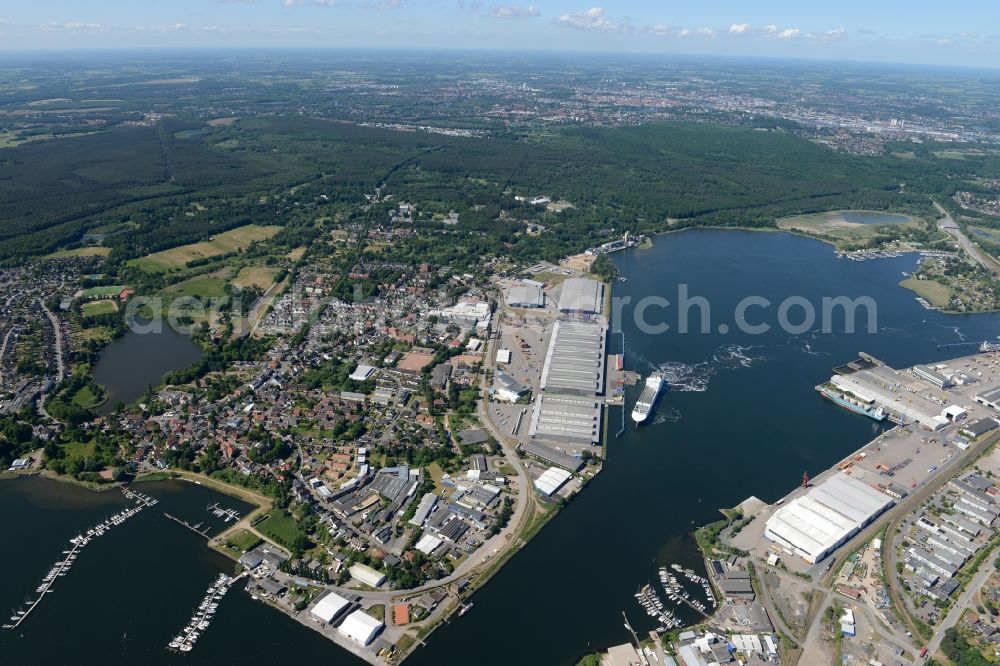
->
[631,373,665,423]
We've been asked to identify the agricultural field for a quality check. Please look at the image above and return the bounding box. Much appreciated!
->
[128,224,281,272]
[231,266,279,291]
[161,273,230,300]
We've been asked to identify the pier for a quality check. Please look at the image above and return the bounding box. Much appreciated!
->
[615,331,626,439]
[166,572,244,653]
[207,502,241,523]
[3,487,152,631]
[164,513,212,538]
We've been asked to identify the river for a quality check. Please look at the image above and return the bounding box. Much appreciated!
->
[91,322,203,414]
[410,229,1000,665]
[5,229,1000,665]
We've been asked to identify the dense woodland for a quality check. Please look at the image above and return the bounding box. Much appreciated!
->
[0,113,990,267]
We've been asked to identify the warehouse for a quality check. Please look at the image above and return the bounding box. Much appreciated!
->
[310,592,351,624]
[408,493,438,527]
[534,466,572,496]
[974,385,1000,411]
[415,533,443,555]
[338,609,384,646]
[519,440,585,471]
[494,369,529,402]
[763,472,894,564]
[539,319,606,396]
[506,284,545,308]
[349,563,386,588]
[556,277,604,314]
[528,392,602,445]
[913,364,952,389]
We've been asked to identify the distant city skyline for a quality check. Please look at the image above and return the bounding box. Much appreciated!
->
[2,1,1000,69]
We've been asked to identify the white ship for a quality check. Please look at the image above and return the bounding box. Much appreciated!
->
[631,373,665,423]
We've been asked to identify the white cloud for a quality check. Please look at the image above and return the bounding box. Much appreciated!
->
[490,4,540,19]
[777,28,799,39]
[678,27,716,38]
[759,24,778,35]
[821,27,846,41]
[728,23,750,34]
[556,7,621,32]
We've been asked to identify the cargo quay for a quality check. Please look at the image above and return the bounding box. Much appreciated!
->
[686,349,1000,665]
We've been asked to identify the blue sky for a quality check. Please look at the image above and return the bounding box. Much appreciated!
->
[1,1,998,67]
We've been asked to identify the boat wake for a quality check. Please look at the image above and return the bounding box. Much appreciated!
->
[652,407,683,424]
[656,361,713,392]
[711,343,765,369]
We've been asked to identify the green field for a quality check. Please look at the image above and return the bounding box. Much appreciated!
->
[256,510,301,546]
[70,385,105,409]
[162,275,229,299]
[81,300,119,316]
[231,266,279,291]
[224,528,263,553]
[900,277,954,308]
[129,224,282,272]
[81,285,126,299]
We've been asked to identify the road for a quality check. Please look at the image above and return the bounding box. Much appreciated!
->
[0,326,13,385]
[935,200,1000,274]
[39,299,65,383]
[233,276,288,339]
[924,552,997,658]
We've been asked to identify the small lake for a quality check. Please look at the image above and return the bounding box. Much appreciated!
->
[839,210,911,225]
[92,321,203,413]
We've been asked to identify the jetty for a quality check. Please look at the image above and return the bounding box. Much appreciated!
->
[164,513,212,538]
[166,572,242,653]
[3,488,152,631]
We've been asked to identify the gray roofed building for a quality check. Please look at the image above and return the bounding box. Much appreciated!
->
[528,392,602,445]
[539,319,606,396]
[519,440,584,472]
[556,277,603,314]
[506,284,545,308]
[458,428,490,446]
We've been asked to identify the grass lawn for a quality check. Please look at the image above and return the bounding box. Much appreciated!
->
[129,224,282,272]
[256,510,302,546]
[62,440,96,463]
[900,278,954,308]
[70,385,104,409]
[81,300,119,316]
[162,275,229,299]
[367,604,385,621]
[44,246,111,260]
[231,266,279,291]
[224,528,263,553]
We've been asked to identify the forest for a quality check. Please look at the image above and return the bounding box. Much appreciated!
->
[0,111,987,269]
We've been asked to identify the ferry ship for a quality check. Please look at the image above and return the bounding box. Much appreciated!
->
[631,373,665,424]
[816,384,887,422]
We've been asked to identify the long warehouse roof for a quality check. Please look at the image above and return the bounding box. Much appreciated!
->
[765,472,893,563]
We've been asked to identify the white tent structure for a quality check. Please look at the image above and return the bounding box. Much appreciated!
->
[310,592,350,624]
[764,472,893,564]
[338,609,384,645]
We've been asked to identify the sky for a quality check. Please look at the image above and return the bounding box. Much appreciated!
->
[1,1,999,68]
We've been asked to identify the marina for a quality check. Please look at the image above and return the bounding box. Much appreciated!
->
[166,573,238,653]
[207,502,241,523]
[3,487,156,631]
